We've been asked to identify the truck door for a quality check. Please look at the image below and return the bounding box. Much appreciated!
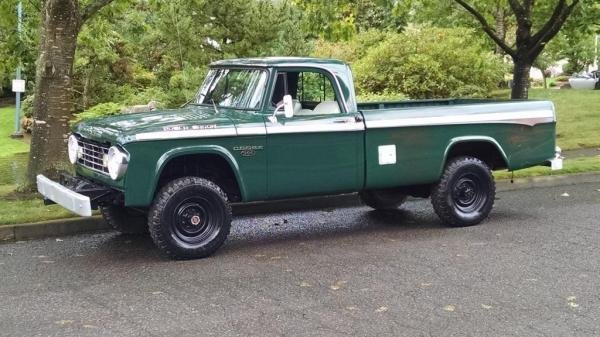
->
[265,69,365,199]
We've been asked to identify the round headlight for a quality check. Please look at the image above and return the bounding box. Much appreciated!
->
[67,135,79,164]
[106,146,129,180]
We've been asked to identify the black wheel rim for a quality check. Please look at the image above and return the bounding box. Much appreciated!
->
[451,173,488,214]
[170,196,222,247]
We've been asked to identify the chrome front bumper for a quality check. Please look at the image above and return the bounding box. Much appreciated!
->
[37,175,92,217]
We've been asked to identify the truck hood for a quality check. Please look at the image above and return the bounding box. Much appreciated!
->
[73,106,242,144]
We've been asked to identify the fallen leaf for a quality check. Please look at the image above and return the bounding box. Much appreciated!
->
[443,305,455,312]
[299,282,311,288]
[420,283,432,287]
[55,320,74,326]
[151,291,163,295]
[329,280,347,290]
[567,296,576,302]
[375,306,388,313]
[55,238,63,242]
[561,192,570,197]
[346,306,358,311]
[568,302,579,309]
[481,304,492,309]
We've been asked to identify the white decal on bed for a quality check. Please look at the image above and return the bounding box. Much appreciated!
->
[378,145,396,165]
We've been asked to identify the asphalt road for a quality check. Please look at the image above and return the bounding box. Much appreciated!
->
[1,183,599,337]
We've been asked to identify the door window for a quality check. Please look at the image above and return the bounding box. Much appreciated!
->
[271,70,342,115]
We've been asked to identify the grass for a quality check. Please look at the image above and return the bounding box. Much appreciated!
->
[0,106,29,157]
[0,184,75,225]
[491,88,600,151]
[495,156,600,180]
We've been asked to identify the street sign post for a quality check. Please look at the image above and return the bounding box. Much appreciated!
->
[11,1,24,139]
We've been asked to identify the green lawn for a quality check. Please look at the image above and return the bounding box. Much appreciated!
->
[492,88,600,151]
[495,156,600,180]
[0,185,75,225]
[0,106,29,157]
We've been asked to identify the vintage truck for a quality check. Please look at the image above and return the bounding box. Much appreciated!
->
[37,57,561,259]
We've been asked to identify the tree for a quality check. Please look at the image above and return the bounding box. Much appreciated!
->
[26,0,116,186]
[454,0,581,99]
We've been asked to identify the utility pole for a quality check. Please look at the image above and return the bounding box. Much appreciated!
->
[11,1,24,139]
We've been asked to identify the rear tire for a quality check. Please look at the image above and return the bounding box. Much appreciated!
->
[148,177,232,260]
[431,156,495,227]
[100,206,148,234]
[359,189,407,210]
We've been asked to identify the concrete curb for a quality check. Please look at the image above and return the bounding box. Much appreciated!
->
[0,216,109,242]
[1,172,599,243]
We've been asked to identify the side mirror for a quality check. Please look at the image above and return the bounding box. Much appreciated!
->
[269,94,294,123]
[282,95,294,118]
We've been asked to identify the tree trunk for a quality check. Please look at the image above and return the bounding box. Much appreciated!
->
[511,59,532,99]
[27,0,80,185]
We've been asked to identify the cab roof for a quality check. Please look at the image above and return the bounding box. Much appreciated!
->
[210,57,347,68]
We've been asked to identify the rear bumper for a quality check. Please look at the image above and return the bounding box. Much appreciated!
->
[36,174,114,217]
[547,146,563,171]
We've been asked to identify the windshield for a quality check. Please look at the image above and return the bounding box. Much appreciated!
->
[193,68,268,110]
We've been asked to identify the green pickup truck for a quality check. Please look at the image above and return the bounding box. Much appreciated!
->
[37,57,561,259]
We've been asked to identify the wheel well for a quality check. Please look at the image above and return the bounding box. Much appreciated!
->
[156,154,242,202]
[446,141,508,170]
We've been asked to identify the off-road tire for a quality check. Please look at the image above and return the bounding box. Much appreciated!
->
[100,206,148,234]
[359,190,407,210]
[431,156,495,227]
[148,177,232,260]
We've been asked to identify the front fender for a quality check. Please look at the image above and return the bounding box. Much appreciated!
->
[153,144,247,199]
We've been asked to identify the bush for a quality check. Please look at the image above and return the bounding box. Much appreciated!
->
[21,95,35,118]
[554,75,570,82]
[352,27,506,99]
[71,102,122,125]
[357,91,406,102]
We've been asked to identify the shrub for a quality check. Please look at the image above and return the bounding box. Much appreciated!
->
[21,95,35,118]
[554,75,570,82]
[352,27,506,99]
[357,91,406,102]
[71,102,122,125]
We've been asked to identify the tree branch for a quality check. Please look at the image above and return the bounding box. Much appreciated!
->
[454,0,516,58]
[80,0,115,23]
[527,0,579,58]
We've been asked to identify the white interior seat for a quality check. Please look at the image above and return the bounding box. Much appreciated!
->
[312,101,340,115]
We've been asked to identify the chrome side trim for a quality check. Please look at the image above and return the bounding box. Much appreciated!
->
[365,109,555,128]
[266,122,364,134]
[135,128,237,141]
[236,126,267,136]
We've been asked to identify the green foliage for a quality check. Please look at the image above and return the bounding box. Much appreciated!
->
[71,102,122,124]
[352,27,506,99]
[356,91,406,102]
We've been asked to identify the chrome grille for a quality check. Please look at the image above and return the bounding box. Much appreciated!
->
[77,138,109,174]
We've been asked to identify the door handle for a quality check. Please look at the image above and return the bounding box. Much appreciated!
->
[333,117,356,124]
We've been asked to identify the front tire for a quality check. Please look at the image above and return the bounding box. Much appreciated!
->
[431,156,495,227]
[148,177,232,260]
[100,206,148,234]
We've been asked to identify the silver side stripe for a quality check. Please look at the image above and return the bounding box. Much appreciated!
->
[236,127,267,136]
[365,109,555,128]
[135,128,237,140]
[266,122,364,135]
